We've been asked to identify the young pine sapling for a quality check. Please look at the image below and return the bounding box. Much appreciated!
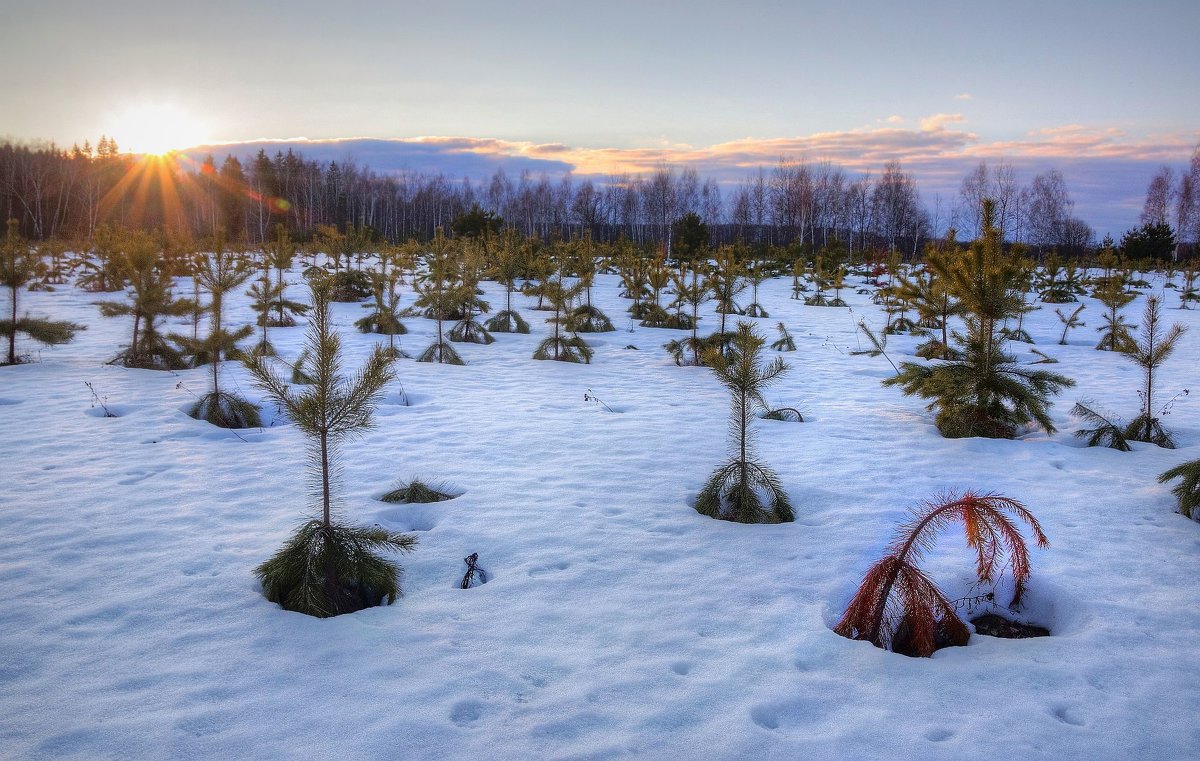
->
[2,220,83,365]
[834,491,1047,657]
[96,230,196,370]
[1158,460,1200,519]
[1055,304,1085,345]
[485,230,532,334]
[244,281,415,617]
[174,236,261,428]
[1122,295,1186,448]
[695,322,794,524]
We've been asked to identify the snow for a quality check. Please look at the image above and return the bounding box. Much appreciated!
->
[2,263,1199,760]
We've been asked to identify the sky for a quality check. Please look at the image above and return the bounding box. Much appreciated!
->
[3,0,1198,236]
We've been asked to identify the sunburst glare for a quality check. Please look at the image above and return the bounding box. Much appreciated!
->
[106,103,209,156]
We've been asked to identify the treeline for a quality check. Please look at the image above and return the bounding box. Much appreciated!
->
[2,138,1198,259]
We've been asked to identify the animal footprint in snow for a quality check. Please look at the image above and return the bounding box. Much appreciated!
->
[750,705,780,730]
[449,700,484,727]
[527,561,570,577]
[1051,704,1085,726]
[670,661,694,676]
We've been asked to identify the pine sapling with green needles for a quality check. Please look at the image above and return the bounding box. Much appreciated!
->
[1055,304,1085,345]
[355,267,409,359]
[664,263,710,366]
[174,235,260,428]
[533,265,592,363]
[770,322,796,352]
[638,253,674,328]
[380,478,458,504]
[1071,401,1131,451]
[1158,460,1200,519]
[447,248,494,345]
[566,234,615,333]
[486,230,532,334]
[413,230,465,365]
[884,200,1074,439]
[744,253,769,318]
[244,280,414,618]
[2,220,83,365]
[1122,295,1186,448]
[1094,270,1137,352]
[695,321,794,524]
[96,229,196,370]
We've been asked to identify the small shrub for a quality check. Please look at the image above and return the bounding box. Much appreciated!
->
[380,478,458,504]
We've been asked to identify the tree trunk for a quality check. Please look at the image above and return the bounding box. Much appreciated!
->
[320,430,332,527]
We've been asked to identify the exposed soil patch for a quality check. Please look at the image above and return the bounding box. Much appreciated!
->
[971,613,1050,639]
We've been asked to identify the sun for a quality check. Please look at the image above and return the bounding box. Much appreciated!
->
[108,103,210,156]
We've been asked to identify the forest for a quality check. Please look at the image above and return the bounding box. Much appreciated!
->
[3,138,1197,263]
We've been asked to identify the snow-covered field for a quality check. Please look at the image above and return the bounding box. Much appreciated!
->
[2,264,1198,760]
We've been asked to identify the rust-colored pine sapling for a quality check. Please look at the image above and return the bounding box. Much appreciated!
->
[695,322,793,523]
[834,491,1048,657]
[244,280,414,617]
[2,220,83,365]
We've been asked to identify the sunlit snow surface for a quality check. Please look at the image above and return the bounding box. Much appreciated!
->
[2,265,1198,760]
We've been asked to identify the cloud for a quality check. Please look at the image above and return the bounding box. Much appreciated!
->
[886,115,904,124]
[954,93,973,100]
[183,136,575,179]
[920,113,966,132]
[186,124,1200,236]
